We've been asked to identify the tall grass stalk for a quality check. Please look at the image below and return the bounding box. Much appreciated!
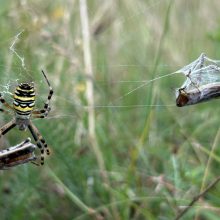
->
[79,0,107,182]
[48,168,104,219]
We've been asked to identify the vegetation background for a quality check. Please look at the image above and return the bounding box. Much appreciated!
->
[0,0,220,219]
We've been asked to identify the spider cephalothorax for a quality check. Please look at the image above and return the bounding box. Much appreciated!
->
[0,70,53,165]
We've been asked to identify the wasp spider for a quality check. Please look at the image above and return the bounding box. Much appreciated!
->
[0,70,53,165]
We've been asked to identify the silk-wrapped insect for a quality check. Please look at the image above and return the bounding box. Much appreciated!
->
[176,54,220,107]
[0,138,37,169]
[176,82,220,107]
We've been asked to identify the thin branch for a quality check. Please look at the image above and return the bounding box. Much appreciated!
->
[193,127,220,220]
[174,176,220,220]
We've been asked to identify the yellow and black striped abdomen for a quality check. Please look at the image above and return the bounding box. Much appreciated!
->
[13,83,35,117]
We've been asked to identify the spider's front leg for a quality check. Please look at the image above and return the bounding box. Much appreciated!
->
[0,119,16,138]
[32,70,53,118]
[0,93,14,114]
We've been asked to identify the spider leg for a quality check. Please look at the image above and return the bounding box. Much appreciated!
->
[32,70,53,117]
[31,161,40,166]
[28,121,50,165]
[32,113,49,119]
[0,93,14,111]
[0,119,16,138]
[0,108,11,114]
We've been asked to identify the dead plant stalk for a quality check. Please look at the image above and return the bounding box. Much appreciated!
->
[79,0,107,181]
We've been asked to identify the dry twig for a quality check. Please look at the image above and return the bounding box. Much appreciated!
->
[174,176,220,220]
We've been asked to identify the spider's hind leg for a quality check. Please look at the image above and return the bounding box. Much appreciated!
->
[28,121,50,165]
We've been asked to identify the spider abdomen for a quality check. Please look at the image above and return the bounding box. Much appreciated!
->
[13,83,35,118]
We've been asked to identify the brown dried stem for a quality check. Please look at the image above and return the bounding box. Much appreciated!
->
[174,176,220,220]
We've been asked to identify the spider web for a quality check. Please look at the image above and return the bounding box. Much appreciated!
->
[6,31,220,112]
[176,53,220,92]
[0,2,184,115]
[1,4,219,128]
[0,31,49,108]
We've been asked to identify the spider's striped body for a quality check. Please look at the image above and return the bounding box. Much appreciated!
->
[13,83,35,119]
[13,83,36,131]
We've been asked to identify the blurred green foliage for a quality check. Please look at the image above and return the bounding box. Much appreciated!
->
[0,0,220,219]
